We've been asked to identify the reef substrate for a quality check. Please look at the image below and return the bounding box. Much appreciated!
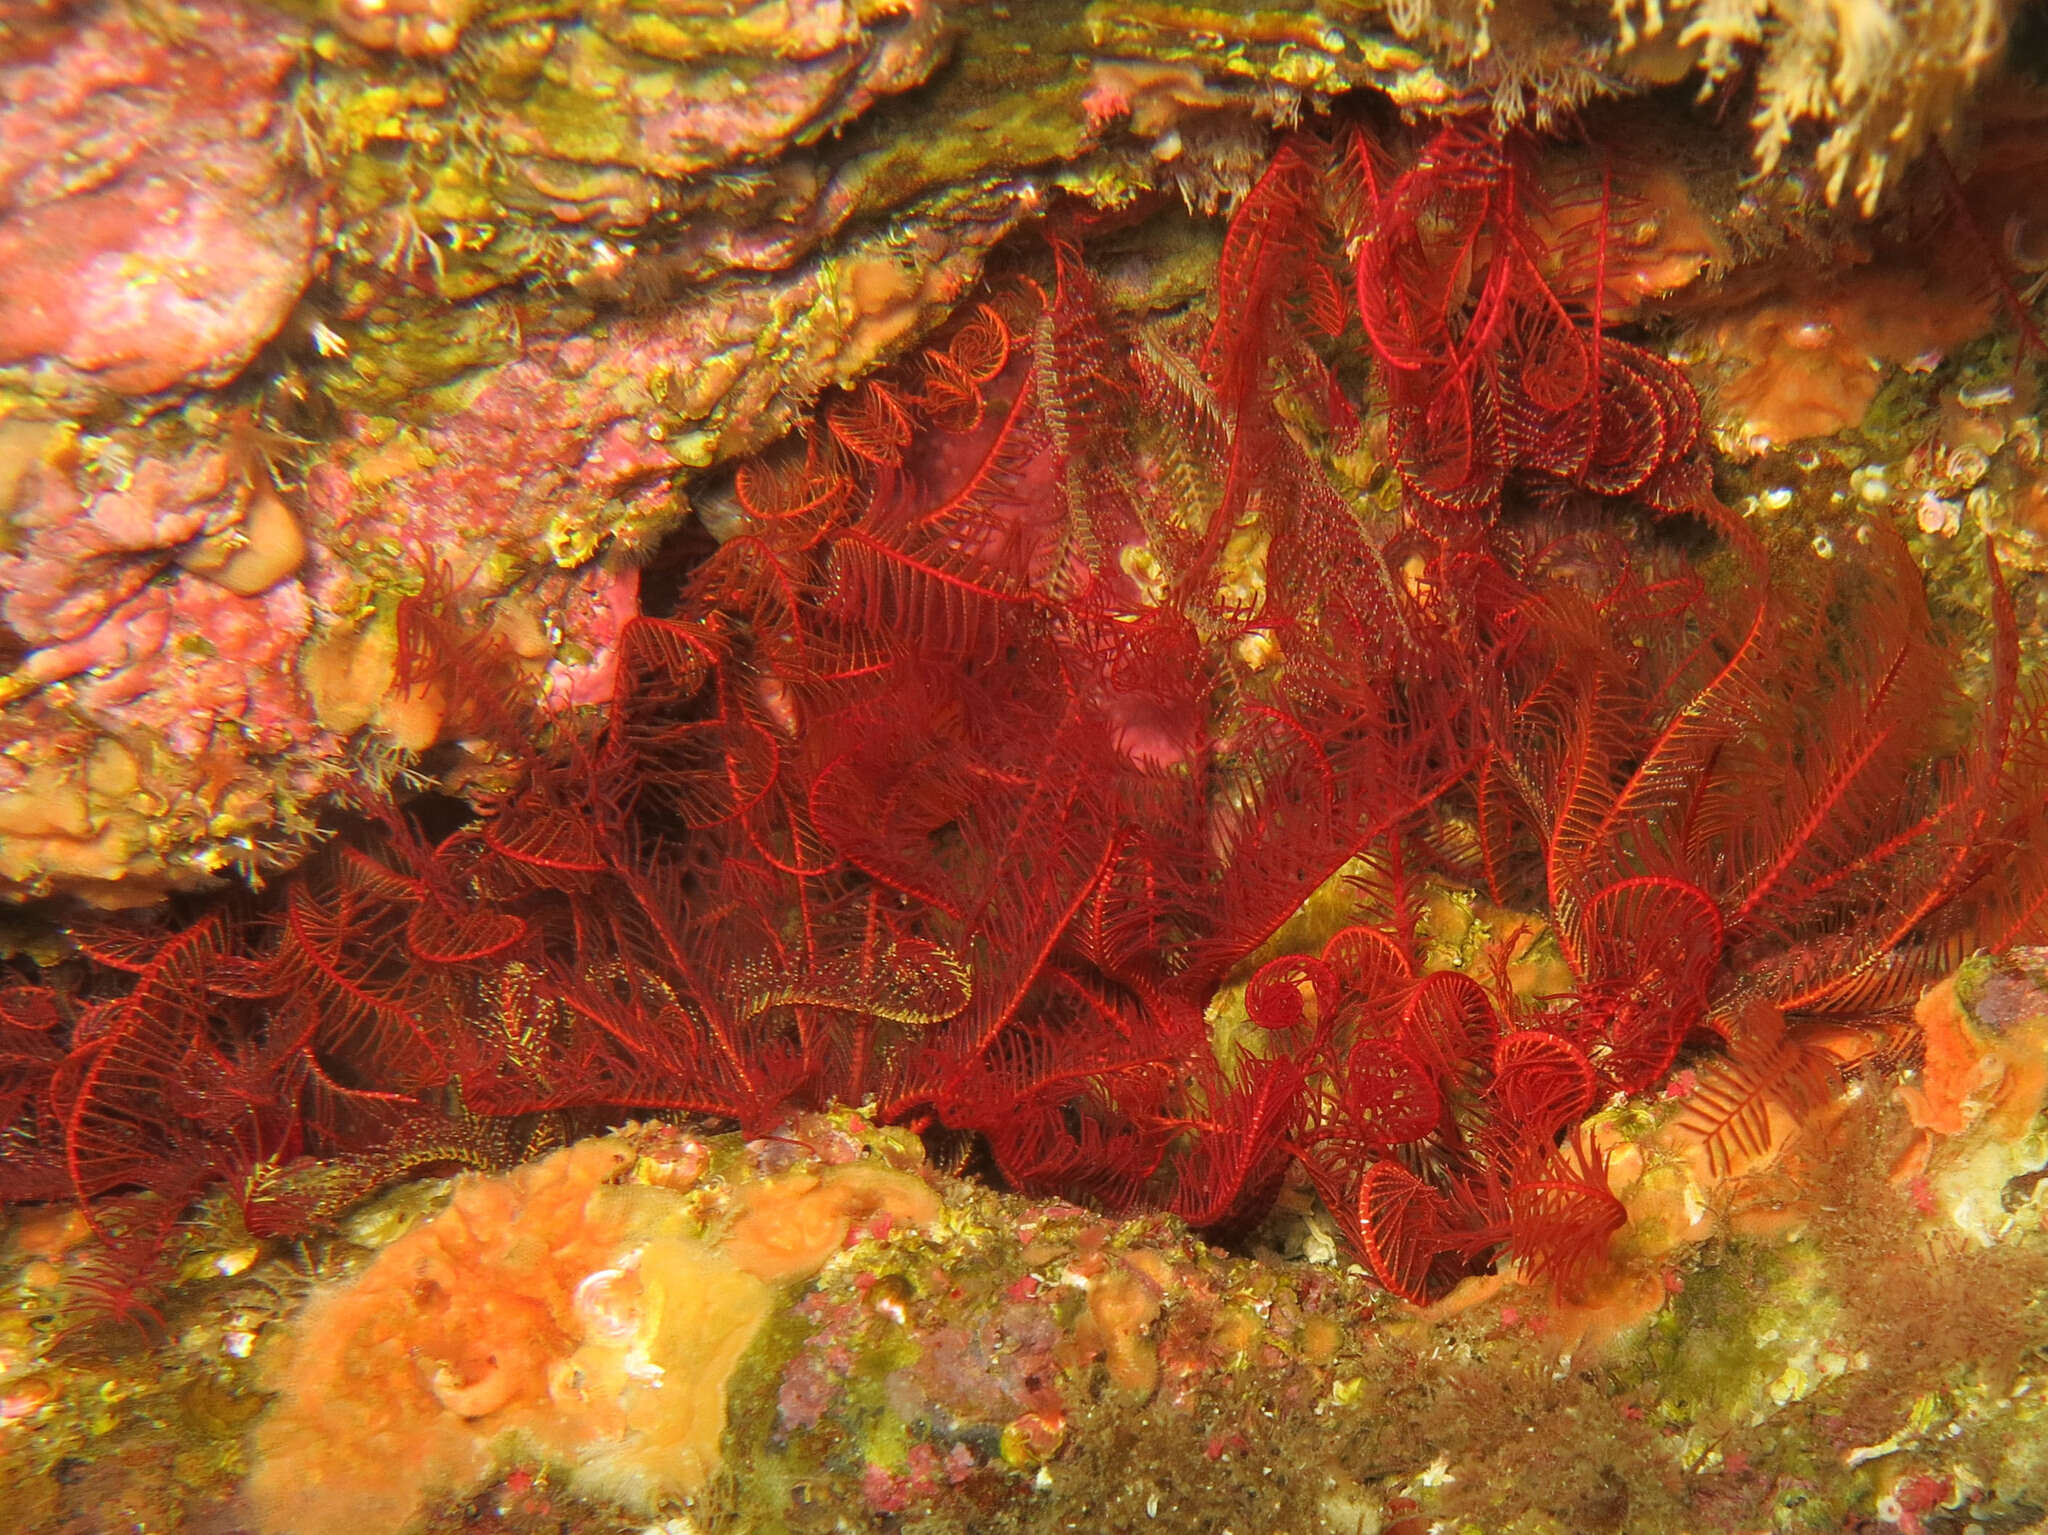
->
[0,0,2034,904]
[7,2,2048,1532]
[5,953,2048,1535]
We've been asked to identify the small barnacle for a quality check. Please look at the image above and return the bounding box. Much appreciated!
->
[1849,463,1893,504]
[1117,542,1168,605]
[1234,629,1278,670]
[1918,492,1962,537]
[572,1255,650,1345]
[544,510,605,569]
[1943,444,1991,488]
[634,1132,709,1193]
[1958,380,2017,410]
[866,1272,916,1324]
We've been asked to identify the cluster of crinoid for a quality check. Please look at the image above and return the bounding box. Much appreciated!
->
[1350,117,1713,528]
[1245,499,2048,1300]
[2,116,2045,1313]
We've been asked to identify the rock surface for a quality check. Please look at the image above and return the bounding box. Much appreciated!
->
[0,0,2036,911]
[0,0,322,401]
[5,968,2048,1535]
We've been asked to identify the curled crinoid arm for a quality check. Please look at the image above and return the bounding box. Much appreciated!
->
[1202,135,1330,408]
[477,793,610,890]
[1578,343,1695,496]
[1244,953,1341,1034]
[390,564,540,753]
[917,301,1015,433]
[1167,705,1345,977]
[1676,1002,1839,1180]
[731,428,858,545]
[825,519,1040,664]
[822,316,1061,660]
[1335,1036,1443,1150]
[1163,1054,1308,1231]
[807,703,984,918]
[49,1195,175,1346]
[1319,923,1415,998]
[601,614,719,749]
[1493,1133,1625,1296]
[57,920,237,1210]
[828,381,917,469]
[1487,1028,1597,1140]
[1355,1157,1468,1305]
[1397,969,1497,1082]
[1568,875,1723,1092]
[1341,117,1730,522]
[936,983,1179,1210]
[402,898,527,967]
[1192,142,1338,581]
[0,983,66,1165]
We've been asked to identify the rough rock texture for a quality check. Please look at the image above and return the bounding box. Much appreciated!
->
[5,958,2048,1535]
[295,189,1027,713]
[0,0,323,403]
[0,416,326,903]
[0,0,2036,906]
[0,0,1451,903]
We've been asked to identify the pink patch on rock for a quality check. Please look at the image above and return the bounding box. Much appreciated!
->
[544,564,640,708]
[2,443,231,648]
[775,1351,836,1433]
[0,0,323,396]
[860,1462,910,1514]
[0,432,319,752]
[1879,1472,1956,1535]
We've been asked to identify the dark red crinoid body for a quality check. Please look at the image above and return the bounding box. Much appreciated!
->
[3,115,2045,1310]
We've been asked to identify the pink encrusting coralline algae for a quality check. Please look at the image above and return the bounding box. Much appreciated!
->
[0,0,322,401]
